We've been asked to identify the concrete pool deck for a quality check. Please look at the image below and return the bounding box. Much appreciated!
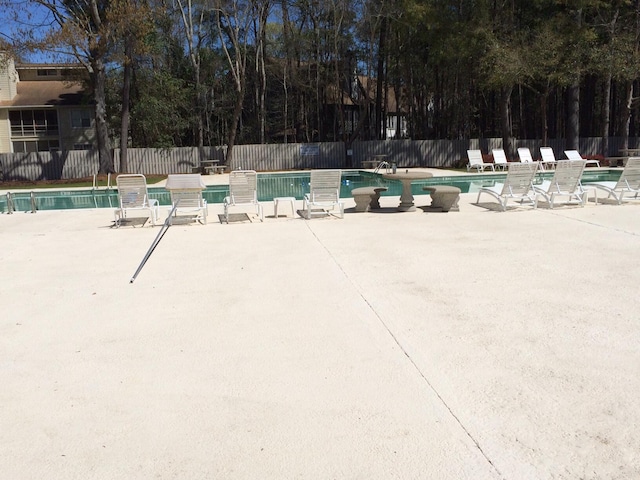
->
[1,172,639,479]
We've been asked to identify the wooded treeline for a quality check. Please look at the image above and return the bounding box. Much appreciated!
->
[3,0,640,173]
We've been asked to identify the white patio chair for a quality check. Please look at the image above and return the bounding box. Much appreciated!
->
[223,170,263,223]
[492,149,509,171]
[539,147,558,170]
[114,174,159,227]
[588,157,640,205]
[467,149,495,172]
[564,150,600,168]
[303,169,345,219]
[517,147,536,165]
[534,160,587,208]
[475,162,538,211]
[165,174,208,225]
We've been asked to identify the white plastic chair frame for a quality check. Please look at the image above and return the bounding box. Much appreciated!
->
[303,169,345,219]
[492,149,509,171]
[165,174,208,225]
[223,170,264,223]
[476,162,538,211]
[564,150,601,168]
[539,147,558,170]
[114,174,159,227]
[534,160,586,208]
[589,157,640,204]
[467,150,495,173]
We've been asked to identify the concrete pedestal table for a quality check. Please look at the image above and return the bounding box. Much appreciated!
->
[382,171,434,211]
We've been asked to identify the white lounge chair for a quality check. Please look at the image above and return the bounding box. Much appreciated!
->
[492,149,509,171]
[539,147,558,170]
[534,160,586,208]
[165,174,208,224]
[517,147,535,164]
[114,174,159,227]
[223,170,263,223]
[303,169,345,219]
[476,162,538,211]
[467,149,495,172]
[588,157,640,205]
[564,150,600,168]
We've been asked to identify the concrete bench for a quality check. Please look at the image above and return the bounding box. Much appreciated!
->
[361,160,378,169]
[351,186,388,212]
[422,185,461,212]
[205,165,228,174]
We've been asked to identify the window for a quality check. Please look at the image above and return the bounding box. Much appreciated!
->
[71,109,92,128]
[73,143,93,150]
[12,139,59,152]
[37,69,58,77]
[9,109,59,136]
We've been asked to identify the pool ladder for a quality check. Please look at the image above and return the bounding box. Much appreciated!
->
[92,172,114,208]
[373,161,392,174]
[3,191,37,213]
[5,192,14,214]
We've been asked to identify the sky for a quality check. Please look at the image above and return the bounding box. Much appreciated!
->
[0,0,65,63]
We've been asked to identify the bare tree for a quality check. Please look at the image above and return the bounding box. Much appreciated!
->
[213,0,258,164]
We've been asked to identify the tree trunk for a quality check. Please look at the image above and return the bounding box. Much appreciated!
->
[602,71,612,157]
[620,80,633,151]
[375,17,387,140]
[119,37,133,174]
[92,57,114,174]
[225,84,244,166]
[566,79,580,151]
[500,86,514,158]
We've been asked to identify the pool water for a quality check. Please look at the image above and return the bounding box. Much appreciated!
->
[0,169,623,213]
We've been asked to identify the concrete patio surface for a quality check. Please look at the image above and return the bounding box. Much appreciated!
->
[1,179,639,479]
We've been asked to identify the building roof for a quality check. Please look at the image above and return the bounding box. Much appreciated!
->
[0,80,88,108]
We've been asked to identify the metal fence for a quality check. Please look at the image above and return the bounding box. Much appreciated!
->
[1,137,637,181]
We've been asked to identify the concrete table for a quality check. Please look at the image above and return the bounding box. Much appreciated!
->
[382,171,433,212]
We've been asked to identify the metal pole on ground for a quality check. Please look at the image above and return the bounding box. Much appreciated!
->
[129,201,178,284]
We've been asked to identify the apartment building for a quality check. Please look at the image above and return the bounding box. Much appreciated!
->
[0,56,96,153]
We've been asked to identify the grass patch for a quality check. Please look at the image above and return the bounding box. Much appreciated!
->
[0,175,167,190]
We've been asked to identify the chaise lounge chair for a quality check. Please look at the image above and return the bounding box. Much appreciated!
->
[114,174,159,227]
[223,170,264,223]
[587,157,640,205]
[165,174,208,224]
[492,149,509,171]
[534,160,586,208]
[517,147,536,165]
[475,162,538,211]
[467,149,495,172]
[564,150,600,168]
[303,169,345,219]
[539,147,558,170]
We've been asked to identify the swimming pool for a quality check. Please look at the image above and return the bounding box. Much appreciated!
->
[0,169,623,213]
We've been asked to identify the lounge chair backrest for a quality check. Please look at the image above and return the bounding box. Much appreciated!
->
[166,174,206,208]
[548,160,586,193]
[467,150,483,167]
[617,157,640,190]
[229,170,259,204]
[116,174,150,209]
[564,150,583,161]
[169,189,204,208]
[540,147,556,164]
[492,149,508,167]
[518,148,534,163]
[309,169,342,203]
[500,162,537,196]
